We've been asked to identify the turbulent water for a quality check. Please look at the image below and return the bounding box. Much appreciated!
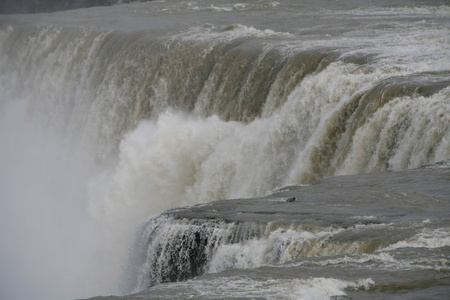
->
[0,1,449,299]
[105,164,450,299]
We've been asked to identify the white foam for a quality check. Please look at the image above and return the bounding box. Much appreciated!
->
[168,23,294,43]
[206,226,348,274]
[383,228,450,250]
[287,277,374,300]
[289,251,448,272]
[183,1,278,12]
[147,276,374,300]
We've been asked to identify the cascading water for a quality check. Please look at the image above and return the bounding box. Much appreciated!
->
[121,162,450,295]
[0,1,449,299]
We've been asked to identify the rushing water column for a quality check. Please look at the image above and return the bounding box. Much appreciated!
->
[0,1,449,299]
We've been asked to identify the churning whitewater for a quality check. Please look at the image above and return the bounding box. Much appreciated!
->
[0,0,449,299]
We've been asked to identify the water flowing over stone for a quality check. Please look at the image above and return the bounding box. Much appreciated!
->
[0,1,449,299]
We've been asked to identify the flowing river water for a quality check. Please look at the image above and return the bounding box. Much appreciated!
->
[0,1,449,299]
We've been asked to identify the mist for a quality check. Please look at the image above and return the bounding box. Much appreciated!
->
[0,100,121,300]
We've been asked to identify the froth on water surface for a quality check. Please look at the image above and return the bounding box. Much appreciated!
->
[106,163,450,299]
